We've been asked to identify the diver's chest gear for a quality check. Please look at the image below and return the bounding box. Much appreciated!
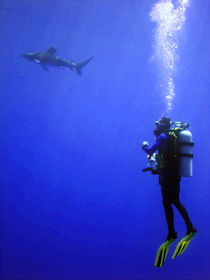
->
[156,123,194,177]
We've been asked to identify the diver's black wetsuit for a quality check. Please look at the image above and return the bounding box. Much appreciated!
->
[143,134,194,237]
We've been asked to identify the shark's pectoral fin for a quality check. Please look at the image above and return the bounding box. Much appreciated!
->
[46,47,57,55]
[33,59,41,63]
[41,64,50,72]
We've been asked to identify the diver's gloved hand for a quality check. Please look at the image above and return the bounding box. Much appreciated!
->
[142,141,149,149]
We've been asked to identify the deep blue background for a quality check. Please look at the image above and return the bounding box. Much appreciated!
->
[1,0,210,279]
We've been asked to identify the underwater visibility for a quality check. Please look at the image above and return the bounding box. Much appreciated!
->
[1,0,210,279]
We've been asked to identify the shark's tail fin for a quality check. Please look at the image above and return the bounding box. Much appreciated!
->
[75,56,93,75]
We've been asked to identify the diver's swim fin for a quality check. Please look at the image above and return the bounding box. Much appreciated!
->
[172,232,197,259]
[154,237,177,267]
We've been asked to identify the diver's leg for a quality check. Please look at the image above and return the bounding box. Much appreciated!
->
[171,179,196,233]
[161,185,177,239]
[173,200,195,233]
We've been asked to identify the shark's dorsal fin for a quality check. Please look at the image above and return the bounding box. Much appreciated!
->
[46,47,57,55]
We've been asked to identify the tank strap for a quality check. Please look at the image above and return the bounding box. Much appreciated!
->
[179,153,194,158]
[179,141,194,147]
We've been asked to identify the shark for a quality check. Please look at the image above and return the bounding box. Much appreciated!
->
[22,47,93,75]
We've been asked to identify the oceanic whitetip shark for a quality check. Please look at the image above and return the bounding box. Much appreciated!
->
[22,47,93,75]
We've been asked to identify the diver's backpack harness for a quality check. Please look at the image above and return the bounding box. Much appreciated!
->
[156,126,183,171]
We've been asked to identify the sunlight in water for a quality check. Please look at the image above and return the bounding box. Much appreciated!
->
[150,0,190,113]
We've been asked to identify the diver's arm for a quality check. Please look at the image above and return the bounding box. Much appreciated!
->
[142,134,168,155]
[143,143,158,155]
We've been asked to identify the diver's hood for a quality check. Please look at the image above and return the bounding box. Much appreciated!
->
[153,127,164,136]
[153,117,171,136]
[153,124,170,136]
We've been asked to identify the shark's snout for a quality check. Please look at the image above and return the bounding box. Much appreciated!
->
[22,53,29,58]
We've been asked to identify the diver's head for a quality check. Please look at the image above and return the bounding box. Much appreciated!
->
[153,117,171,136]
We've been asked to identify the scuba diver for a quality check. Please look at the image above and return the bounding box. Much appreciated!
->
[142,117,197,267]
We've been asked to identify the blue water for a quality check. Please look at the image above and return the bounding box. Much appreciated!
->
[1,0,210,279]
